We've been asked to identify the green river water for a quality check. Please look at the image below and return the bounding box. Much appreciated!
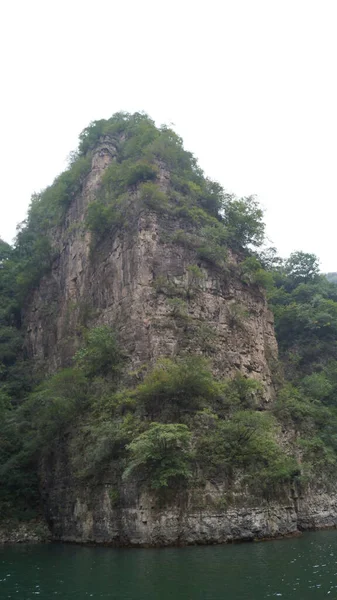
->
[1,530,337,599]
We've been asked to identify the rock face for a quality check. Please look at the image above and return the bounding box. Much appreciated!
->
[41,453,337,545]
[23,138,337,546]
[24,141,277,397]
[0,519,50,544]
[44,483,300,546]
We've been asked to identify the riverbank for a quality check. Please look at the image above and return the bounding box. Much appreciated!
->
[2,487,337,547]
[0,518,50,544]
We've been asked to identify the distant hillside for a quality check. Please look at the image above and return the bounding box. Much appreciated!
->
[326,272,337,284]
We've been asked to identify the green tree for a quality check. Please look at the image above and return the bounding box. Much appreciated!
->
[133,356,221,419]
[123,423,193,489]
[74,326,124,379]
[222,195,265,249]
[285,251,320,287]
[195,409,298,490]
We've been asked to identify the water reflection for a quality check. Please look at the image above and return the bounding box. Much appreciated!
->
[1,530,337,599]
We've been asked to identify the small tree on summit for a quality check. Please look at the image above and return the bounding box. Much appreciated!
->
[222,195,265,250]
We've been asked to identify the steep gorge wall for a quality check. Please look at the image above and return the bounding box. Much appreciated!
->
[22,139,337,546]
[24,141,277,397]
[41,470,337,546]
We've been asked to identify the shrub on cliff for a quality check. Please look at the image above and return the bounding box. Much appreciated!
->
[74,326,125,380]
[194,409,299,492]
[70,413,143,480]
[139,182,168,211]
[240,256,274,289]
[16,367,89,451]
[123,422,193,489]
[85,201,115,240]
[132,356,222,420]
[126,161,158,187]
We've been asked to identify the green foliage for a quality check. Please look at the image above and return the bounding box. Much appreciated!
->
[44,155,91,211]
[99,160,159,202]
[258,246,284,272]
[85,201,112,237]
[15,236,53,299]
[74,326,124,379]
[139,182,168,211]
[185,264,205,297]
[191,322,217,353]
[225,374,263,409]
[2,152,91,307]
[70,413,142,480]
[167,297,188,319]
[265,250,337,480]
[169,229,196,249]
[265,248,337,382]
[0,326,23,368]
[207,374,263,417]
[0,326,124,513]
[126,161,158,186]
[271,285,337,372]
[0,239,12,263]
[78,112,265,258]
[152,275,186,298]
[20,155,91,237]
[132,356,221,420]
[274,382,337,480]
[222,195,265,249]
[196,235,228,267]
[0,322,302,504]
[285,251,320,287]
[227,302,249,329]
[300,372,333,403]
[194,409,298,492]
[144,126,197,173]
[186,264,204,284]
[273,384,321,430]
[298,436,337,475]
[169,224,228,269]
[240,256,274,289]
[0,243,34,497]
[78,112,157,156]
[123,423,193,489]
[0,367,88,516]
[109,488,120,507]
[19,368,88,451]
[85,201,121,244]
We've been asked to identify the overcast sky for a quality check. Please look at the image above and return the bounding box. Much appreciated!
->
[1,0,336,270]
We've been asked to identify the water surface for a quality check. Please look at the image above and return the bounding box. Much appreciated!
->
[2,530,337,599]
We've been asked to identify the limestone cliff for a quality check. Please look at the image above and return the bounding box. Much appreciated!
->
[19,120,337,547]
[24,140,277,398]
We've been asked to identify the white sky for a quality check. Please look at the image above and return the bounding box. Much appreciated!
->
[1,0,336,270]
